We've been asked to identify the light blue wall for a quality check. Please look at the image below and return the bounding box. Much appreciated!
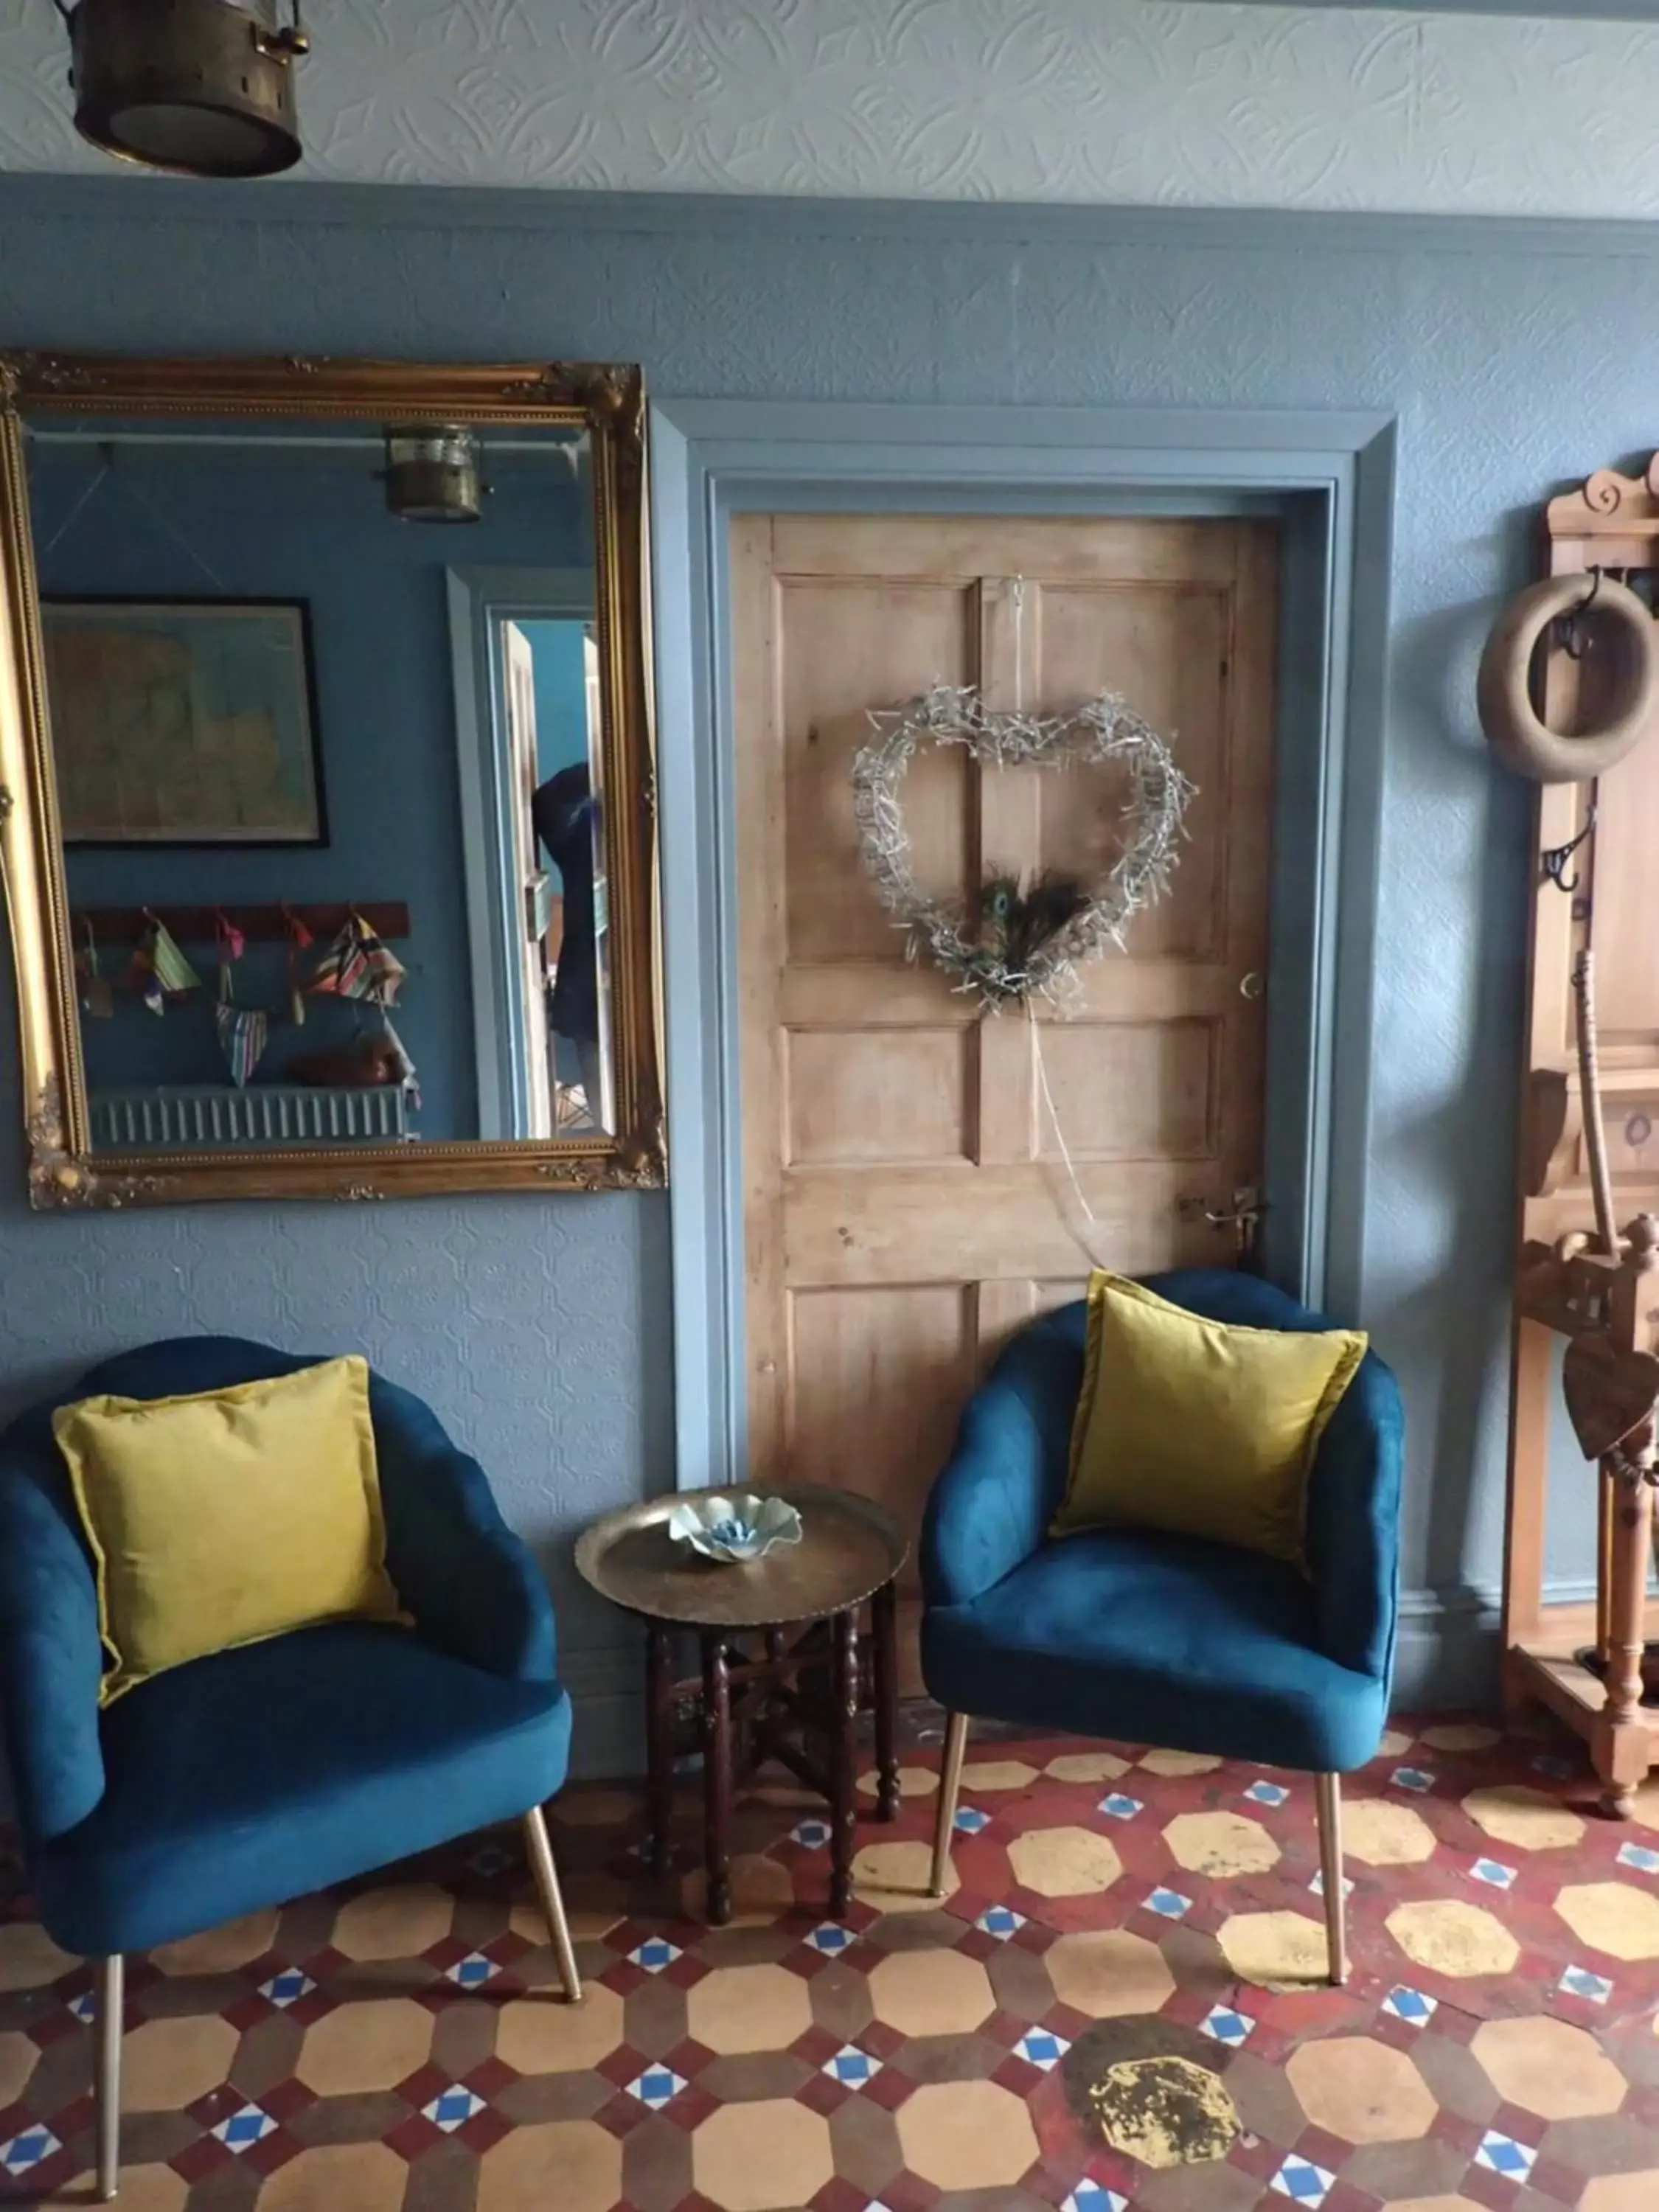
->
[522,620,591,785]
[0,178,1646,1743]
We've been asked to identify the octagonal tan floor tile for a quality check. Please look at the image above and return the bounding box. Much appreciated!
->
[1377,1728,1415,1756]
[688,1961,813,2055]
[1007,1824,1122,1897]
[959,1759,1041,1791]
[509,1880,625,1944]
[869,1947,995,2038]
[1139,1747,1222,1776]
[331,1881,453,1961]
[692,2098,834,2211]
[0,1921,74,1990]
[255,2141,406,2212]
[496,1981,624,2074]
[1384,2200,1485,2212]
[1579,2175,1659,2212]
[1285,2034,1438,2142]
[858,1764,939,1798]
[1385,1899,1520,1978]
[1044,1750,1131,1782]
[0,2030,38,2107]
[150,1908,279,1977]
[896,2079,1039,2192]
[295,1997,432,2095]
[122,2014,237,2111]
[1164,1810,1280,1877]
[1047,1928,1175,2017]
[1632,1777,1659,1832]
[852,1837,956,1912]
[1461,1784,1585,1852]
[51,2164,189,2212]
[681,1853,797,1925]
[477,2119,622,2212]
[1556,1881,1659,1960]
[1342,1798,1438,1866]
[1419,1722,1503,1753]
[1470,2014,1626,2119]
[553,1786,639,1828]
[1217,1910,1332,1988]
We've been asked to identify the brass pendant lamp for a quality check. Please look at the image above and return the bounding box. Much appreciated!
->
[56,0,309,180]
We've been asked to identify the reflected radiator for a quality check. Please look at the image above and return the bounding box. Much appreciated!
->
[90,1084,409,1151]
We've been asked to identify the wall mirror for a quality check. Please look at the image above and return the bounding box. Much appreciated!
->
[0,356,661,1208]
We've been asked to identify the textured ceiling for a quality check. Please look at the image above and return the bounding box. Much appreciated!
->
[4,1,1659,222]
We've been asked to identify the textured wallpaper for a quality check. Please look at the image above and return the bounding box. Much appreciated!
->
[4,1,1659,219]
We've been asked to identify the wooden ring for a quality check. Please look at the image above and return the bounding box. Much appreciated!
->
[1478,574,1659,784]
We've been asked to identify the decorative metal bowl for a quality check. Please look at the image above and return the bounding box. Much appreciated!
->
[666,1493,804,1565]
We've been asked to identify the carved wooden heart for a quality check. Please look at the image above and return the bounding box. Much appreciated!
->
[1562,1333,1659,1461]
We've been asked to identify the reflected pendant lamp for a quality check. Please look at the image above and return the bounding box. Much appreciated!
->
[58,0,308,180]
[381,428,486,525]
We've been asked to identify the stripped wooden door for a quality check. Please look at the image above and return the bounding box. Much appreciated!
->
[731,515,1278,1641]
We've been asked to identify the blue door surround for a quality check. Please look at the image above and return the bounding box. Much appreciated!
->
[650,400,1398,1520]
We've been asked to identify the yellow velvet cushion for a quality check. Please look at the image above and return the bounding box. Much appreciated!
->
[1053,1273,1367,1568]
[54,1355,404,1706]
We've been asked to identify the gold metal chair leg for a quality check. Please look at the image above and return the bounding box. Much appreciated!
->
[96,1952,123,2202]
[930,1711,970,1897]
[524,1805,582,2002]
[1315,1773,1347,1986]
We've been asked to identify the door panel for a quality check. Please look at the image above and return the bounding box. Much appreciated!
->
[732,514,1279,1647]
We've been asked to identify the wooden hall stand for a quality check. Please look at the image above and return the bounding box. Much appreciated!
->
[1503,455,1659,1814]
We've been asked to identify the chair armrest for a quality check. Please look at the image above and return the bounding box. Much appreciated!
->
[921,1324,1082,1609]
[0,1416,106,1846]
[370,1377,557,1683]
[1304,1349,1405,1683]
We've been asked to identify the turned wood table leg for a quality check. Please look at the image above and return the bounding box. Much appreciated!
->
[645,1621,674,1877]
[830,1608,859,1919]
[872,1578,900,1822]
[702,1632,734,1924]
[1596,1456,1655,1819]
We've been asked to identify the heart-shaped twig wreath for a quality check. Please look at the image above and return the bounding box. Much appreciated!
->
[851,684,1194,1010]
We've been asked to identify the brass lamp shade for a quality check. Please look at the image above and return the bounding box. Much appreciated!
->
[63,0,307,180]
[382,428,486,526]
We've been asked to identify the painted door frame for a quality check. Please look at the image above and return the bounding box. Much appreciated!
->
[650,400,1397,1492]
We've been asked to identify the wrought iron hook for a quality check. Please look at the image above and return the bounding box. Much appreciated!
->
[1543,801,1599,896]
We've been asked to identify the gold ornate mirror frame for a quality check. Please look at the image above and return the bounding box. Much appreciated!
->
[0,354,663,1208]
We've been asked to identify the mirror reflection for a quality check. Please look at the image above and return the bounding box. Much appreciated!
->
[26,413,611,1151]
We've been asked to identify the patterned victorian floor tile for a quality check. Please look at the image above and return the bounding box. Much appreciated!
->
[12,1714,1659,2207]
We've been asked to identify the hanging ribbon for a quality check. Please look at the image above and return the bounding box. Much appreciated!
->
[76,918,113,1020]
[128,912,201,1015]
[281,904,313,1026]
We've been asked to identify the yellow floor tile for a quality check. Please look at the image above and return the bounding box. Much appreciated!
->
[293,1997,433,2096]
[495,1983,624,2075]
[692,2098,834,2211]
[958,1759,1040,1791]
[1007,1824,1123,1897]
[0,2028,38,2107]
[254,2141,406,2211]
[0,1921,74,1990]
[868,1947,995,2037]
[1471,2014,1627,2119]
[897,2079,1039,2191]
[1419,1722,1502,1753]
[122,2014,237,2112]
[858,1764,939,1797]
[852,1837,956,1912]
[688,1961,813,2055]
[476,2120,622,2212]
[1138,1747,1222,1776]
[330,1882,453,1962]
[1554,1880,1659,1961]
[1046,1928,1176,2017]
[150,1908,279,1977]
[1163,1810,1280,1877]
[1579,2174,1659,2212]
[1217,1911,1332,1989]
[1285,2034,1438,2142]
[1341,1798,1438,1866]
[1043,1750,1132,1783]
[1385,1899,1520,1978]
[1461,1784,1585,1853]
[681,1853,797,1924]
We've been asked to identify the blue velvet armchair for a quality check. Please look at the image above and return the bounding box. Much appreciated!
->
[921,1270,1404,1983]
[0,1336,579,2202]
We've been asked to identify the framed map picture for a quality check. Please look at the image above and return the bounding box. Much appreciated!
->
[43,598,326,846]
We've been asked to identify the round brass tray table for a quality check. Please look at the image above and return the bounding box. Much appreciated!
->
[575,1484,908,1924]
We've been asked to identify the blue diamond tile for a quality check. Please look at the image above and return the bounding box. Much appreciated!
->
[627,2066,687,2110]
[1062,2185,1127,2212]
[954,1806,990,1834]
[1200,2005,1253,2046]
[976,1905,1026,1939]
[1391,1766,1435,1793]
[0,2127,61,2177]
[445,1951,497,1988]
[1016,2028,1071,2071]
[423,2087,485,2133]
[807,1923,855,1955]
[1559,1964,1614,2004]
[1618,1840,1659,1874]
[791,1818,832,1849]
[213,2104,276,2152]
[823,2045,882,2087]
[1382,1986,1438,2026]
[1469,1858,1517,1891]
[1144,1887,1192,1920]
[1307,1869,1355,1899]
[1245,1779,1290,1806]
[629,1937,681,1973]
[1098,1793,1144,1820]
[1272,2154,1335,2205]
[1475,2131,1537,2181]
[69,1991,97,2023]
[260,1969,316,2008]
